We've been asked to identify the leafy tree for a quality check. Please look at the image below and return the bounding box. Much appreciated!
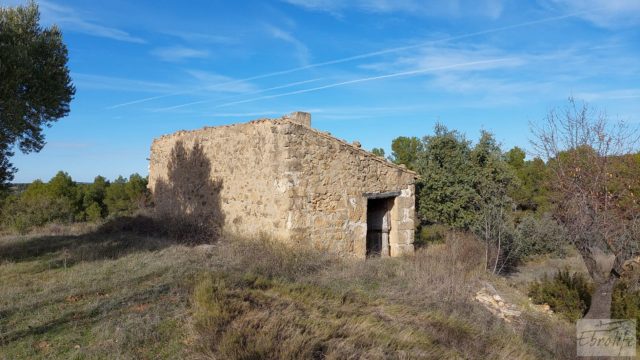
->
[84,202,103,222]
[515,213,568,259]
[505,147,526,170]
[470,131,518,273]
[390,136,423,170]
[104,174,149,216]
[416,124,477,229]
[125,173,149,209]
[1,172,80,232]
[0,2,75,187]
[371,147,385,157]
[104,176,129,216]
[81,175,109,219]
[505,147,549,214]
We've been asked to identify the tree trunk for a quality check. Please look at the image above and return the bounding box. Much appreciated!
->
[584,274,617,319]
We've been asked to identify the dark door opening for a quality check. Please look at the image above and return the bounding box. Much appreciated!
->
[366,197,394,257]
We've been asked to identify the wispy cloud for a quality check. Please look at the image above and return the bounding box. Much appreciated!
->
[211,58,514,108]
[185,70,257,93]
[107,11,583,109]
[38,0,145,43]
[154,78,324,111]
[72,73,174,93]
[547,0,640,28]
[265,25,311,65]
[574,89,640,101]
[282,0,504,19]
[164,30,236,44]
[105,70,258,110]
[151,46,210,62]
[361,44,525,73]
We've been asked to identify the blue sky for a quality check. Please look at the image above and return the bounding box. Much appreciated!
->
[4,0,640,182]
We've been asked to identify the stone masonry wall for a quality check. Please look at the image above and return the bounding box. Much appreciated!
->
[148,120,293,240]
[148,114,416,258]
[282,122,416,258]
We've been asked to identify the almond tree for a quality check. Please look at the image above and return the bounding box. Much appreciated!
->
[532,97,640,319]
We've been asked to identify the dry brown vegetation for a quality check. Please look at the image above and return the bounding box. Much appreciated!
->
[0,219,575,359]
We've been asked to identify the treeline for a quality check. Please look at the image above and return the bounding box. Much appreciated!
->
[378,125,639,273]
[0,171,149,233]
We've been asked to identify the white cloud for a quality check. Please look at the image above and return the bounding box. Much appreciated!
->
[361,44,525,74]
[164,30,236,44]
[184,70,257,94]
[72,73,174,93]
[547,0,640,28]
[37,0,145,43]
[574,89,640,101]
[151,46,210,62]
[265,25,311,65]
[282,0,504,19]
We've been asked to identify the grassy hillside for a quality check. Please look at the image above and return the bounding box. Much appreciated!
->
[0,219,575,359]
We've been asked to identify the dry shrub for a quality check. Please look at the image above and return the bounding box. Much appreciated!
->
[190,271,531,360]
[520,314,575,359]
[214,234,337,281]
[321,231,485,304]
[408,231,485,301]
[189,232,545,359]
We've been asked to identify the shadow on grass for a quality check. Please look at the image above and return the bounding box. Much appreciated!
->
[0,215,204,265]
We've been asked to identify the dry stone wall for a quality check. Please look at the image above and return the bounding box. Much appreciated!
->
[148,114,416,257]
[149,120,293,240]
[283,122,416,257]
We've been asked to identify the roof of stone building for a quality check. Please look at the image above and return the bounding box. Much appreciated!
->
[154,112,418,177]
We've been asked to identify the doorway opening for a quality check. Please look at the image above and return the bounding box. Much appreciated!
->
[366,196,394,257]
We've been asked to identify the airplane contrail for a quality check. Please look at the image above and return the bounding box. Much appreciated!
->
[153,78,325,112]
[106,9,592,110]
[211,58,514,108]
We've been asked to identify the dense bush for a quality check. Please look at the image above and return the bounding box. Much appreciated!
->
[1,171,150,233]
[528,269,592,321]
[612,279,640,341]
[416,224,449,247]
[515,213,568,259]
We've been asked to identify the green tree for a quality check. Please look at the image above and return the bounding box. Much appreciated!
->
[416,124,477,229]
[104,174,149,216]
[371,147,385,157]
[81,175,109,219]
[471,132,518,273]
[0,2,75,187]
[505,146,526,169]
[1,172,80,232]
[390,136,423,170]
[505,147,548,213]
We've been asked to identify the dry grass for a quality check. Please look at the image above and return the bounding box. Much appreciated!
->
[0,221,576,359]
[506,249,588,293]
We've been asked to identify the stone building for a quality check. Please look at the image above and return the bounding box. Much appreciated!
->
[148,112,417,258]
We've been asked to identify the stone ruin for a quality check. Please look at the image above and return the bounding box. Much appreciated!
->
[148,112,417,258]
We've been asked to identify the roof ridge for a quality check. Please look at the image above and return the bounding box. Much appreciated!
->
[152,115,418,177]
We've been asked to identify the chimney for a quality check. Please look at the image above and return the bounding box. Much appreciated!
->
[286,111,311,127]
